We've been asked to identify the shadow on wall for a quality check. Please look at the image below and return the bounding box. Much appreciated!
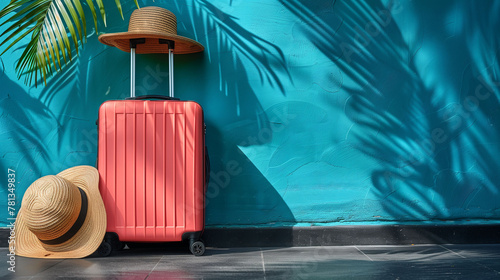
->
[0,60,53,222]
[283,0,500,222]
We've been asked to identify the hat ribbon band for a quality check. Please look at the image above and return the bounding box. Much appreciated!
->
[40,188,88,245]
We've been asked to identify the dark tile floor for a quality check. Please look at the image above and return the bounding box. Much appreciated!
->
[1,244,499,279]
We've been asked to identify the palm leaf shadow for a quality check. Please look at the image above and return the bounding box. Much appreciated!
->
[0,60,55,223]
[172,0,293,145]
[189,0,291,96]
[281,0,500,221]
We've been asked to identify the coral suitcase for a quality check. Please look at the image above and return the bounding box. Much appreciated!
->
[97,39,207,256]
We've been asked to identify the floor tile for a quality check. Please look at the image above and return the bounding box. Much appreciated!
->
[1,245,499,279]
[0,248,63,278]
[261,246,376,279]
[440,244,500,275]
[357,245,500,279]
[149,247,265,279]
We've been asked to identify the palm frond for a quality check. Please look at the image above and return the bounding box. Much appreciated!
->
[0,0,139,86]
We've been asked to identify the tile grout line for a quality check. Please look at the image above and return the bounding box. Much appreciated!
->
[260,248,267,280]
[439,245,500,274]
[354,246,374,262]
[144,255,165,279]
[438,245,467,259]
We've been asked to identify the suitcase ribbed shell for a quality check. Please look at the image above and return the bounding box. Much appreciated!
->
[98,100,205,242]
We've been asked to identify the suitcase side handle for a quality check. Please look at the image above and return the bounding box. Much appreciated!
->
[125,95,180,101]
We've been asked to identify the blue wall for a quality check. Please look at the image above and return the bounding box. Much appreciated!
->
[1,0,500,227]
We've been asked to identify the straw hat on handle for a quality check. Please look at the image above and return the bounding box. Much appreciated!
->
[15,166,106,259]
[98,6,204,54]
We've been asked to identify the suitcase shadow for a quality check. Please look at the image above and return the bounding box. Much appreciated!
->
[201,121,297,247]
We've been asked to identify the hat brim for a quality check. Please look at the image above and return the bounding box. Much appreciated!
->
[98,31,204,54]
[15,166,106,259]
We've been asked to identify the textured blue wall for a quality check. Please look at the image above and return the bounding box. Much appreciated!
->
[1,0,500,227]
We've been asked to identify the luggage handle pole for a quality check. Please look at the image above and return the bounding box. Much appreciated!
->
[169,48,174,98]
[129,38,146,98]
[159,39,175,98]
[131,47,135,97]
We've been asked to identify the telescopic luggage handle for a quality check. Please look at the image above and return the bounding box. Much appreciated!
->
[129,38,175,98]
[126,95,180,100]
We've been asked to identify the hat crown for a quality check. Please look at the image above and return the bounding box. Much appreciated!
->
[22,175,82,242]
[128,6,177,35]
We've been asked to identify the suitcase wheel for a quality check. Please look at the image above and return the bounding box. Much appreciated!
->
[189,240,205,256]
[105,232,124,251]
[97,240,112,257]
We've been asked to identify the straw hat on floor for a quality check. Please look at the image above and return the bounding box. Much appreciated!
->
[98,6,204,54]
[16,166,106,259]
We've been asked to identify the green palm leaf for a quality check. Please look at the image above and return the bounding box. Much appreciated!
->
[0,0,139,86]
